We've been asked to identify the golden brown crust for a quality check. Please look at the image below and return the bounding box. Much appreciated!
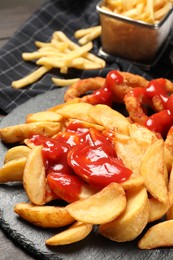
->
[64,71,149,104]
[64,77,105,102]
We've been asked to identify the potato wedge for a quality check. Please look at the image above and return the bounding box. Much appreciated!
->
[14,202,74,228]
[4,145,31,163]
[166,165,173,220]
[168,162,173,205]
[0,157,26,183]
[56,102,94,123]
[0,122,62,143]
[26,111,63,123]
[88,104,130,135]
[65,118,104,132]
[121,172,144,190]
[115,133,143,175]
[46,221,93,246]
[66,182,126,224]
[139,139,168,204]
[129,123,158,152]
[23,145,46,205]
[167,205,173,220]
[148,197,170,223]
[138,220,173,249]
[164,126,173,172]
[48,98,80,112]
[99,186,149,242]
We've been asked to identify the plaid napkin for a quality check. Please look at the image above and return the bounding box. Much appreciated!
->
[0,0,173,114]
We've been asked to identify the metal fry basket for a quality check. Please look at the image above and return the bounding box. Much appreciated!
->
[96,1,173,63]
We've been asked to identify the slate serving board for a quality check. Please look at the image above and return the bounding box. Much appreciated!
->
[0,89,173,260]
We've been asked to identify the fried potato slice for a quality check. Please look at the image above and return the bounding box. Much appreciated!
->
[140,139,168,203]
[65,119,104,132]
[99,186,149,242]
[164,126,173,172]
[121,172,144,190]
[14,202,74,228]
[148,196,170,223]
[129,123,158,152]
[168,162,173,204]
[0,157,26,183]
[115,133,143,175]
[4,145,31,163]
[56,102,95,123]
[46,221,93,246]
[48,98,80,112]
[166,165,173,220]
[66,182,126,225]
[167,205,173,220]
[138,220,173,249]
[23,145,46,205]
[88,104,130,135]
[26,111,63,123]
[0,122,62,143]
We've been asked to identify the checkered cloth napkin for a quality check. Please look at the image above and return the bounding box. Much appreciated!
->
[0,0,173,115]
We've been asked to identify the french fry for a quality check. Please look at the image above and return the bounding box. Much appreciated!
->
[77,26,102,45]
[146,0,155,23]
[50,39,69,51]
[23,146,46,205]
[22,51,65,61]
[154,2,172,21]
[61,41,93,64]
[74,26,101,39]
[11,66,52,89]
[11,28,105,89]
[99,186,149,242]
[52,77,80,87]
[14,203,74,228]
[46,221,93,246]
[103,0,172,23]
[66,183,126,225]
[37,42,93,67]
[55,31,105,67]
[35,41,52,48]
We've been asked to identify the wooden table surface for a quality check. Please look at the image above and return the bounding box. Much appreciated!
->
[0,2,43,259]
[0,0,43,48]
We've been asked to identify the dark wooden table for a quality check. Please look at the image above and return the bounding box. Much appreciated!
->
[0,2,43,259]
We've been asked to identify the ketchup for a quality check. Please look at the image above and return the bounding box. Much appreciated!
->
[82,70,173,137]
[47,172,83,203]
[29,121,132,202]
[84,70,123,106]
[145,110,173,137]
[68,144,132,190]
[143,79,173,136]
[127,77,173,136]
[144,79,168,108]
